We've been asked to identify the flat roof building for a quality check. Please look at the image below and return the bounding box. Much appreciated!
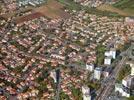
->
[94,67,102,80]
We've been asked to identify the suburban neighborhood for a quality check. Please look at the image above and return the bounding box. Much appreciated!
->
[0,0,134,100]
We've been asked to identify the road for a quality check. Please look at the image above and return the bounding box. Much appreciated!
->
[96,46,132,100]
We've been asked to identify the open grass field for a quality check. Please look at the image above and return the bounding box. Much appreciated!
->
[97,0,134,17]
[34,0,70,19]
[58,0,81,11]
[113,0,134,10]
[97,4,134,17]
[113,0,134,15]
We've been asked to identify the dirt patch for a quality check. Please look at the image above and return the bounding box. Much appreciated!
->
[33,0,70,19]
[97,4,134,16]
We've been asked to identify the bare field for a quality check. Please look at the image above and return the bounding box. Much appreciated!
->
[34,0,70,19]
[97,4,134,16]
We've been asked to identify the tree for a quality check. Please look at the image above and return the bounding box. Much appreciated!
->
[71,86,82,100]
[37,82,48,98]
[96,45,107,65]
[117,64,131,81]
[127,96,134,100]
[60,91,69,100]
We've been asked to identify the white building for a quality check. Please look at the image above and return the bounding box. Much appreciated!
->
[83,94,91,100]
[86,63,94,72]
[18,0,46,7]
[125,17,134,24]
[115,83,130,97]
[122,91,130,97]
[50,71,57,83]
[105,49,116,59]
[115,61,134,98]
[82,86,90,94]
[131,67,134,76]
[126,61,134,76]
[94,67,102,80]
[115,83,123,93]
[122,87,131,97]
[130,63,134,76]
[122,75,134,88]
[82,86,91,100]
[104,57,112,65]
